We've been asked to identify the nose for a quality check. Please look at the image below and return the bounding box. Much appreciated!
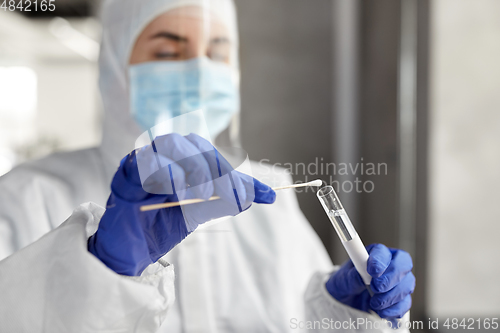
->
[185,48,208,60]
[185,33,210,59]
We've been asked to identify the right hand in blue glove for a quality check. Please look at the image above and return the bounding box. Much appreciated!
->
[326,244,415,324]
[88,133,276,276]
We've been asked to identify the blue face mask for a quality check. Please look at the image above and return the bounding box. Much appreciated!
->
[129,57,240,139]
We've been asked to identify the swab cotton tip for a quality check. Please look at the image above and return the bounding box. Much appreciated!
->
[308,179,323,187]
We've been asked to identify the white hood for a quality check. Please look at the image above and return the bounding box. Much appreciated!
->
[98,0,239,165]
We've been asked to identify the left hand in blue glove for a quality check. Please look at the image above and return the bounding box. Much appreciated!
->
[326,244,415,323]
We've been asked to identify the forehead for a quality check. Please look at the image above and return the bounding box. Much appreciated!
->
[140,6,230,37]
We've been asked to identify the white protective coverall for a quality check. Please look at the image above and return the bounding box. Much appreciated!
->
[0,0,410,332]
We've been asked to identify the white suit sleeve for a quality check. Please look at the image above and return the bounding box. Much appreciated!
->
[304,270,411,333]
[0,202,175,333]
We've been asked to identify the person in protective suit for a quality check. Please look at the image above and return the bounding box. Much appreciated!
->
[0,0,415,331]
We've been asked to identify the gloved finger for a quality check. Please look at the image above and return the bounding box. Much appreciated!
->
[371,249,413,293]
[186,133,253,206]
[184,133,238,202]
[185,134,276,208]
[181,191,242,230]
[233,171,253,211]
[120,152,140,184]
[146,162,188,200]
[177,170,246,223]
[134,145,189,200]
[212,170,253,212]
[327,260,367,297]
[184,133,223,179]
[153,133,214,199]
[184,133,238,181]
[253,178,276,204]
[374,294,412,320]
[366,244,393,278]
[214,171,277,210]
[182,175,276,225]
[111,150,177,201]
[370,272,415,310]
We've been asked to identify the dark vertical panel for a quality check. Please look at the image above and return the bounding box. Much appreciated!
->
[358,0,430,328]
[414,0,430,325]
[358,0,401,248]
[235,0,334,251]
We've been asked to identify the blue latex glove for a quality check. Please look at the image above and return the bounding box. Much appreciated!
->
[326,244,415,324]
[88,133,276,276]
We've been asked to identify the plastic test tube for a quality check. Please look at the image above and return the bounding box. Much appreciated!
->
[316,186,374,296]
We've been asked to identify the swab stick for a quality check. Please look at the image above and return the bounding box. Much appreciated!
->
[139,179,323,212]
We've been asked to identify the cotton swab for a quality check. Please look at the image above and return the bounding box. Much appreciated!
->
[139,179,323,212]
[271,179,322,191]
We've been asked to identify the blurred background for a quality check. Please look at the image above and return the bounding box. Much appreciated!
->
[0,0,499,331]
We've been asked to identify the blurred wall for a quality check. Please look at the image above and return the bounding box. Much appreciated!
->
[429,0,500,317]
[0,12,100,168]
[34,61,100,152]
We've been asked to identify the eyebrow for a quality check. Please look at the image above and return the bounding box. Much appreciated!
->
[150,31,188,42]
